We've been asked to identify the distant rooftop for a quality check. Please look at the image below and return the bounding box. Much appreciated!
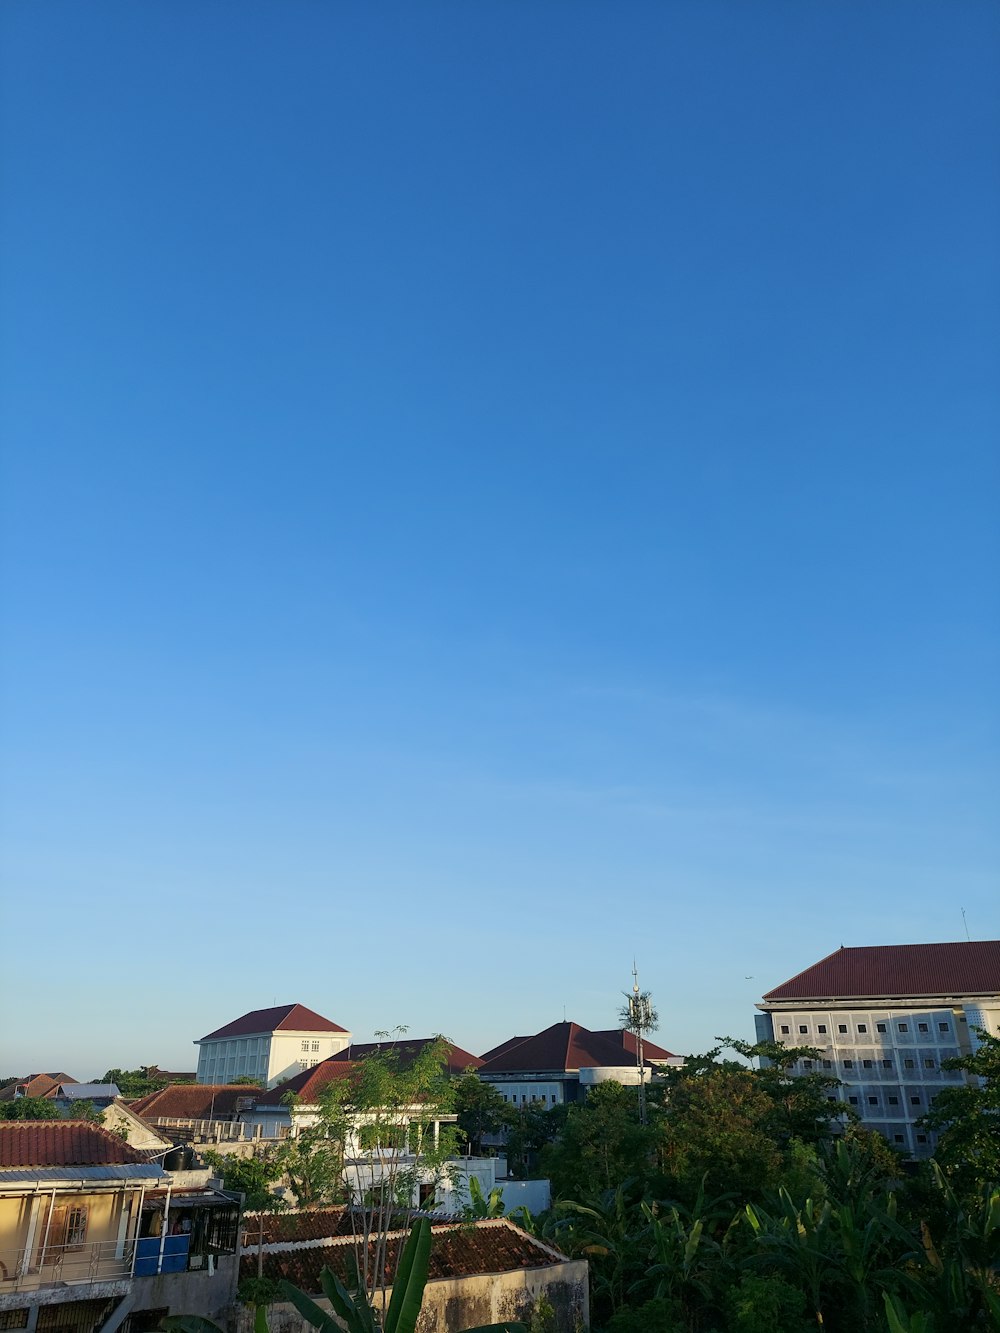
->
[762,941,1000,1002]
[198,1003,348,1042]
[478,1021,665,1075]
[330,1038,483,1075]
[0,1121,159,1169]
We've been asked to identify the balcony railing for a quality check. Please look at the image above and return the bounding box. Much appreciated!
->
[0,1240,135,1293]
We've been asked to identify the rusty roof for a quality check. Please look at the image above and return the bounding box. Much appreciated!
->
[199,1003,348,1041]
[762,941,1000,1002]
[241,1219,570,1291]
[0,1121,158,1168]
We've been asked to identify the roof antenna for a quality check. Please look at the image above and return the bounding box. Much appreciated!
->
[563,1005,566,1022]
[961,908,971,942]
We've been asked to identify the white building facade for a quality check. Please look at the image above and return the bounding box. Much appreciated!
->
[195,1003,351,1089]
[756,941,1000,1158]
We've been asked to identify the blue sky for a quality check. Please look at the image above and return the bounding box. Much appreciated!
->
[2,2,998,1078]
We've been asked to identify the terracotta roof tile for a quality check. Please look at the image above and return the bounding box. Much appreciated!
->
[256,1061,360,1106]
[330,1039,483,1075]
[479,1036,531,1062]
[591,1030,678,1060]
[199,1004,348,1041]
[0,1122,156,1168]
[763,941,1000,1002]
[130,1084,260,1119]
[0,1073,76,1102]
[240,1219,569,1291]
[478,1021,660,1074]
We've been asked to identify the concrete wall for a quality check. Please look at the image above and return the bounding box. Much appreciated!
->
[238,1259,589,1333]
[131,1253,240,1324]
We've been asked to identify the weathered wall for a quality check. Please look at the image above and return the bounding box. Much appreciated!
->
[131,1254,240,1323]
[237,1261,589,1333]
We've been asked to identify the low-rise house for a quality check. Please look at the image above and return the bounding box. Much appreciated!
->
[238,1216,588,1332]
[0,1121,244,1332]
[52,1084,122,1113]
[130,1085,266,1145]
[0,1075,77,1104]
[99,1103,174,1154]
[756,939,1000,1157]
[478,1021,679,1106]
[195,1004,352,1088]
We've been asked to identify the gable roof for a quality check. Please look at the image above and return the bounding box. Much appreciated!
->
[330,1039,483,1075]
[0,1121,158,1169]
[762,941,1000,1002]
[241,1218,570,1291]
[199,1003,348,1042]
[591,1029,678,1061]
[0,1073,76,1102]
[256,1060,361,1107]
[479,1036,531,1063]
[478,1021,658,1075]
[130,1084,261,1120]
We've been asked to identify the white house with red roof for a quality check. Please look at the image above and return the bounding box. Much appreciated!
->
[195,1003,351,1089]
[755,940,1000,1158]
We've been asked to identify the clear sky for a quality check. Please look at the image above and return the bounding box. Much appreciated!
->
[2,2,998,1080]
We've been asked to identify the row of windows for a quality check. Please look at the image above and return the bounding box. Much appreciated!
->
[838,1092,928,1111]
[500,1092,557,1104]
[802,1055,941,1071]
[300,1040,321,1052]
[781,1020,952,1037]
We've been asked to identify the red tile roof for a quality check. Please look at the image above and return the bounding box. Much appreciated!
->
[0,1122,156,1168]
[241,1219,569,1291]
[256,1060,361,1106]
[480,1036,531,1062]
[130,1084,261,1120]
[199,1004,348,1041]
[478,1021,662,1075]
[591,1030,678,1061]
[0,1073,77,1102]
[762,941,1000,1002]
[330,1039,483,1075]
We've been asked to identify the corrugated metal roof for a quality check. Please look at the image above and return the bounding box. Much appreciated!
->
[0,1164,166,1183]
[58,1083,121,1099]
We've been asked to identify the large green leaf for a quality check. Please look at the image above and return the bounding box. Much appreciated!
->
[278,1279,340,1333]
[384,1217,431,1333]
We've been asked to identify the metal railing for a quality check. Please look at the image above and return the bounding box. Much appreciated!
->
[0,1239,135,1292]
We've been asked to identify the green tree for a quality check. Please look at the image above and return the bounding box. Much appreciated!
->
[541,1081,654,1198]
[453,1073,508,1156]
[0,1097,60,1120]
[100,1067,167,1099]
[273,1117,345,1208]
[918,1029,1000,1198]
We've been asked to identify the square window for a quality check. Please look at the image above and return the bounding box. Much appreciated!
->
[849,1096,859,1105]
[858,1024,868,1033]
[924,1059,935,1069]
[818,1025,827,1034]
[883,1059,892,1069]
[868,1096,878,1105]
[822,1060,832,1069]
[799,1025,808,1034]
[894,1134,904,1143]
[917,1134,927,1144]
[938,1023,949,1033]
[898,1023,908,1033]
[863,1060,873,1069]
[844,1059,854,1069]
[918,1023,929,1033]
[780,1025,789,1035]
[877,1023,887,1033]
[838,1024,848,1034]
[905,1058,915,1069]
[888,1096,898,1105]
[910,1096,920,1105]
[803,1060,813,1069]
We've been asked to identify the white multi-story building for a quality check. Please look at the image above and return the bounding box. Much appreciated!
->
[195,1003,351,1088]
[756,940,1000,1157]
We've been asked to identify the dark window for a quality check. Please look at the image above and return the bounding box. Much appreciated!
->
[818,1025,827,1034]
[838,1024,848,1033]
[898,1023,908,1033]
[868,1096,878,1105]
[894,1134,904,1143]
[803,1060,813,1069]
[780,1025,789,1035]
[822,1060,832,1069]
[858,1024,868,1033]
[904,1059,915,1069]
[918,1023,929,1033]
[877,1023,887,1033]
[849,1096,859,1105]
[938,1023,949,1033]
[799,1025,808,1034]
[888,1096,899,1105]
[924,1059,935,1069]
[883,1059,892,1068]
[418,1183,436,1208]
[844,1059,854,1069]
[863,1060,873,1069]
[917,1134,927,1144]
[911,1096,921,1105]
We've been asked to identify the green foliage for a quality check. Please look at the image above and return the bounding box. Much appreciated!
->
[237,1275,282,1307]
[463,1173,506,1219]
[917,1029,1000,1198]
[724,1273,811,1333]
[201,1147,283,1209]
[454,1072,509,1155]
[541,1081,654,1198]
[504,1101,562,1179]
[0,1097,60,1120]
[605,1297,685,1332]
[273,1122,344,1208]
[101,1067,168,1099]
